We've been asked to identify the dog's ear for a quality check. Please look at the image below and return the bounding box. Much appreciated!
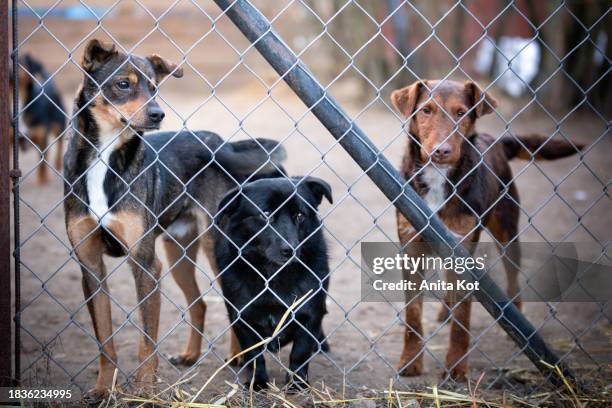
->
[390,81,425,117]
[147,54,183,83]
[216,188,242,220]
[22,54,43,77]
[82,39,117,72]
[300,177,333,206]
[464,81,498,117]
[22,54,33,69]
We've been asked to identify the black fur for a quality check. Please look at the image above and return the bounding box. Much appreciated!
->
[20,54,66,132]
[215,177,333,390]
[64,125,286,255]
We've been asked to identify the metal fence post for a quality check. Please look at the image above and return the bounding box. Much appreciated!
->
[0,0,14,388]
[213,0,576,387]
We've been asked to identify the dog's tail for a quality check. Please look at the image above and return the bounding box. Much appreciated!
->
[215,138,287,179]
[501,134,584,161]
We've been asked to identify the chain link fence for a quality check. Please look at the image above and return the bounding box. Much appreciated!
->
[7,0,611,404]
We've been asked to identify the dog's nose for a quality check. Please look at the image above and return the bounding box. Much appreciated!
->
[433,144,452,160]
[280,245,293,258]
[148,107,165,123]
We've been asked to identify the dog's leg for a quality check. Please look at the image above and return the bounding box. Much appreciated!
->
[398,296,424,376]
[488,193,522,311]
[67,216,116,401]
[131,253,161,391]
[503,242,522,310]
[106,213,160,392]
[201,230,242,365]
[53,123,64,171]
[29,125,49,184]
[443,218,479,381]
[436,295,451,323]
[444,297,472,381]
[287,322,318,391]
[163,230,206,366]
[233,324,268,390]
[397,216,425,376]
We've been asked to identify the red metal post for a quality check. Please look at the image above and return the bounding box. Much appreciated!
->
[0,0,14,388]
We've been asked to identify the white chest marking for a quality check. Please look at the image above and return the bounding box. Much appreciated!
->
[86,125,121,226]
[421,166,449,213]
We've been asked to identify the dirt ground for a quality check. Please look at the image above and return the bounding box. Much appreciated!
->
[11,4,611,403]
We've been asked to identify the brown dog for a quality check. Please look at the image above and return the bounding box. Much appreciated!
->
[391,79,584,381]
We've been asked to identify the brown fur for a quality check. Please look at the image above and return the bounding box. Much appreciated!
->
[161,228,242,367]
[392,79,583,381]
[90,96,123,129]
[90,94,152,144]
[199,230,242,363]
[66,216,117,397]
[163,236,206,366]
[64,40,185,400]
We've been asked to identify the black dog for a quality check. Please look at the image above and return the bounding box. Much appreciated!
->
[10,54,67,183]
[215,177,333,390]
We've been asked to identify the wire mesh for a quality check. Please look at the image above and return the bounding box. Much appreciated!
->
[9,0,611,402]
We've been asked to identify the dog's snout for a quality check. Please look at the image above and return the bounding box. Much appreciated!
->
[433,143,452,160]
[148,106,165,123]
[280,245,293,258]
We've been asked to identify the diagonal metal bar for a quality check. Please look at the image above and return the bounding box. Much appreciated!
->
[213,0,576,387]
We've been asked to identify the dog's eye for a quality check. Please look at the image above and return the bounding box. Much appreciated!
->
[457,110,466,117]
[421,107,432,115]
[260,211,270,220]
[116,80,130,90]
[295,212,305,223]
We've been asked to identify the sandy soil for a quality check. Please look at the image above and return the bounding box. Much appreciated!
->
[11,6,611,402]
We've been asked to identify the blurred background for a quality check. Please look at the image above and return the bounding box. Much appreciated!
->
[16,0,611,113]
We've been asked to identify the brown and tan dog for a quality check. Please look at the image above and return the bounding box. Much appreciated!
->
[64,39,286,401]
[390,79,584,381]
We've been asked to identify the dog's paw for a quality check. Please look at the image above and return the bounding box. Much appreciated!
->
[441,366,468,382]
[168,352,199,367]
[83,387,109,405]
[244,378,268,391]
[285,373,309,393]
[397,358,423,377]
[286,379,309,393]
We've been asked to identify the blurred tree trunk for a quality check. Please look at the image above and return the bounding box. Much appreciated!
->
[597,15,611,117]
[487,0,509,80]
[359,1,392,91]
[531,0,608,115]
[532,0,567,113]
[564,0,607,114]
[315,0,423,96]
[453,1,466,57]
[387,0,414,86]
